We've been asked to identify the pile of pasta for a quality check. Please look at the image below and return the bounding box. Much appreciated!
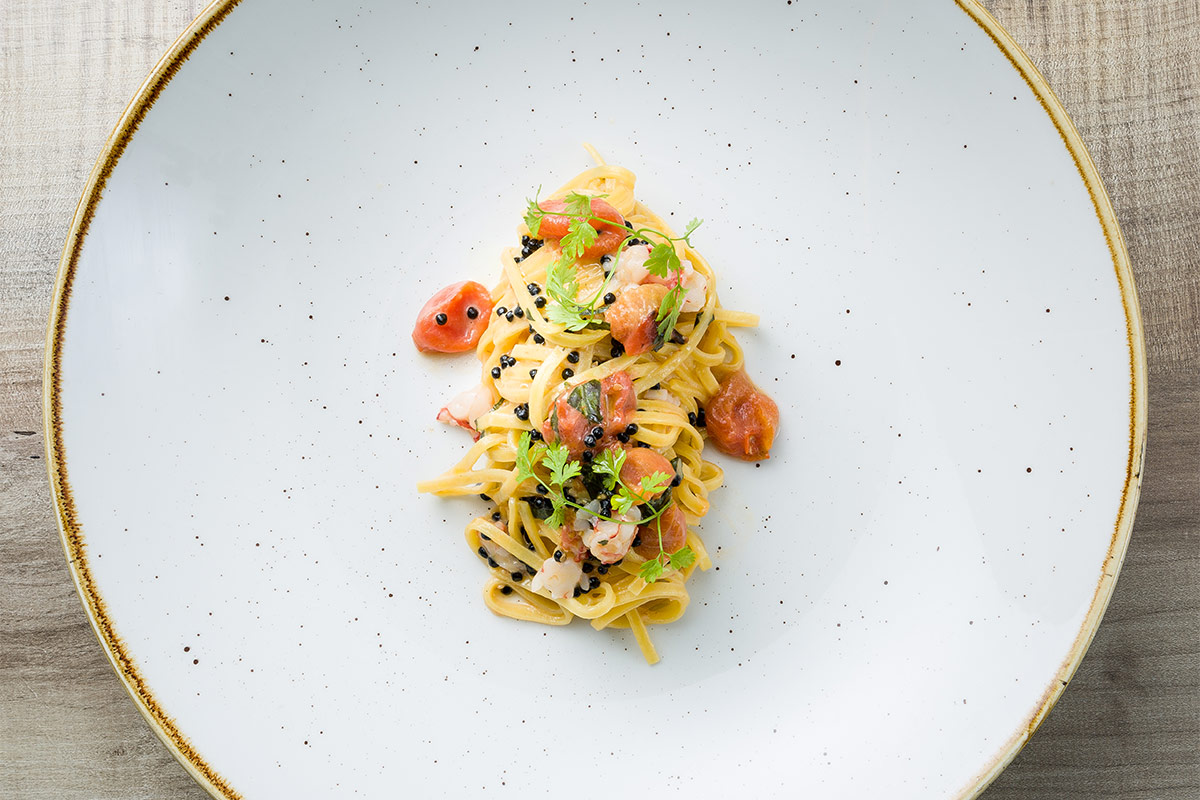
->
[417,152,760,663]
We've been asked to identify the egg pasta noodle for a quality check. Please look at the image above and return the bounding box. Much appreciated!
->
[416,149,762,663]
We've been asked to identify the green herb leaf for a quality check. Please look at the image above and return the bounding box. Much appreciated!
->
[643,242,680,279]
[546,254,578,306]
[637,471,673,499]
[524,193,545,238]
[515,431,538,484]
[591,447,627,492]
[612,487,637,516]
[669,546,697,571]
[543,442,581,488]
[683,217,703,239]
[562,191,594,219]
[655,282,685,344]
[566,379,603,424]
[547,493,568,529]
[560,217,598,262]
[639,558,666,583]
[545,300,591,332]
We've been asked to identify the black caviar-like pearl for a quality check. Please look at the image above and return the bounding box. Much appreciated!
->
[529,430,544,441]
[582,562,594,573]
[603,292,616,305]
[624,220,634,230]
[487,558,498,568]
[479,493,491,501]
[491,366,502,379]
[567,351,580,364]
[534,296,546,308]
[529,368,538,379]
[466,306,479,319]
[581,450,593,462]
[651,383,661,391]
[533,333,545,344]
[561,368,574,379]
[597,564,609,574]
[513,306,525,318]
[617,432,629,443]
[477,547,488,558]
[637,441,650,448]
[496,306,508,317]
[500,585,513,595]
[553,550,563,562]
[688,411,697,425]
[573,586,583,598]
[514,403,529,421]
[611,342,625,357]
[589,577,600,589]
[696,408,706,427]
[434,313,448,326]
[527,283,541,296]
[505,312,515,322]
[480,532,490,541]
[535,484,548,495]
[583,434,596,448]
[632,536,642,547]
[625,423,639,435]
[591,426,604,439]
[511,572,524,582]
[492,511,502,521]
[671,472,682,487]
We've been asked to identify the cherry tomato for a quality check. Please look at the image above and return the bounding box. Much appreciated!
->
[412,281,493,353]
[605,284,667,356]
[599,371,636,437]
[537,197,626,259]
[619,446,675,503]
[634,504,688,559]
[705,370,779,461]
[541,370,637,454]
[542,392,591,456]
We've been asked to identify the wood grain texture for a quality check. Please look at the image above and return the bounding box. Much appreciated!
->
[0,1,1195,798]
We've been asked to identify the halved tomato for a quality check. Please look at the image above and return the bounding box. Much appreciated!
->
[536,197,626,260]
[412,281,493,353]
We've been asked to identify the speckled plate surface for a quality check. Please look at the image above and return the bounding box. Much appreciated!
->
[46,1,1145,798]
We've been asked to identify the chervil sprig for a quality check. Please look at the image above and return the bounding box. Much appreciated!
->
[637,513,697,584]
[515,434,691,582]
[522,190,703,340]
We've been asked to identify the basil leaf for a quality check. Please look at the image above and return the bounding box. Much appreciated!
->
[567,379,603,424]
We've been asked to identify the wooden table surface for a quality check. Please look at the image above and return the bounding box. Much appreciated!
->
[2,2,1196,797]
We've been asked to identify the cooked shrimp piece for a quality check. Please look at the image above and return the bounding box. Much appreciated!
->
[530,556,583,600]
[436,383,495,439]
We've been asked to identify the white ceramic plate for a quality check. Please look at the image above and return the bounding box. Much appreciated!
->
[47,1,1145,798]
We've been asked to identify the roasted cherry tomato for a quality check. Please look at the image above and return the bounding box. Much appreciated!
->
[705,370,779,461]
[634,503,688,559]
[537,197,626,260]
[412,281,493,353]
[543,392,591,456]
[599,371,636,437]
[541,370,637,454]
[619,446,675,503]
[605,284,668,356]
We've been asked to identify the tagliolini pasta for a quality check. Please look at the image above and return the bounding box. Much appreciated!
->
[414,148,778,663]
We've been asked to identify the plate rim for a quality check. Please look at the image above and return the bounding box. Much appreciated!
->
[41,2,1148,798]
